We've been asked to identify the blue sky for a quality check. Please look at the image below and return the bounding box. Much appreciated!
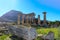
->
[0,0,60,21]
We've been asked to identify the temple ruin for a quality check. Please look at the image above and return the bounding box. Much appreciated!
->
[17,12,47,26]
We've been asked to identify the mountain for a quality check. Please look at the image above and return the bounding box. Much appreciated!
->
[1,10,23,22]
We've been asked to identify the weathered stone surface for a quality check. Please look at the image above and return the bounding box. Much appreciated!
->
[8,26,37,40]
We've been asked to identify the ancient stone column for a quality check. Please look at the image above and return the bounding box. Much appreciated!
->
[22,15,25,25]
[38,15,40,25]
[26,16,28,24]
[30,16,31,24]
[43,12,46,24]
[31,15,33,23]
[17,14,20,25]
[33,16,36,24]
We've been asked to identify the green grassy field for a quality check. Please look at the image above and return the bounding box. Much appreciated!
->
[0,35,8,40]
[36,28,58,38]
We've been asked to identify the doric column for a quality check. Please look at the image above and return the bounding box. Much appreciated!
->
[17,14,20,25]
[31,15,33,23]
[26,16,28,24]
[38,15,40,25]
[22,15,25,25]
[33,16,36,24]
[43,12,46,24]
[30,16,31,24]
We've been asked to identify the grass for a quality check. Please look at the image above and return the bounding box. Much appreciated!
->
[36,27,60,40]
[36,28,58,38]
[0,34,11,40]
[0,35,8,40]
